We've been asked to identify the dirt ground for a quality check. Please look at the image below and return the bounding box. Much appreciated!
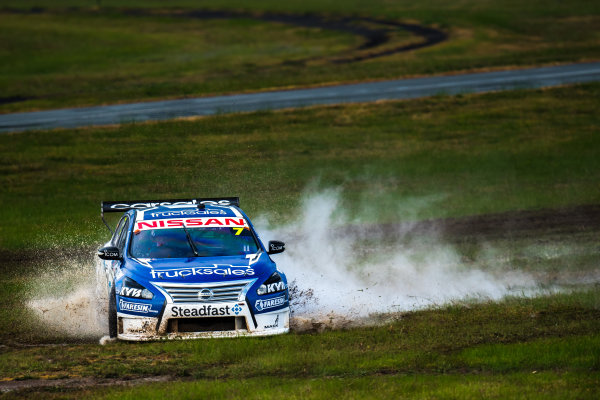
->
[0,375,173,395]
[370,204,600,241]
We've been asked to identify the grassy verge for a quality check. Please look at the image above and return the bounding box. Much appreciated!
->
[1,0,599,112]
[1,84,599,250]
[0,8,361,113]
[0,289,598,398]
[96,372,600,400]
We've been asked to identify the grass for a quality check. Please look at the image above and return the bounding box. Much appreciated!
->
[0,289,598,398]
[1,53,599,396]
[0,8,360,112]
[1,0,599,112]
[95,372,599,400]
[1,83,599,250]
[0,86,598,399]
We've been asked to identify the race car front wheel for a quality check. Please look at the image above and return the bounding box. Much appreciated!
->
[108,285,118,338]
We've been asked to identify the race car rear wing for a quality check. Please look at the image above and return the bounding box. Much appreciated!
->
[100,197,240,233]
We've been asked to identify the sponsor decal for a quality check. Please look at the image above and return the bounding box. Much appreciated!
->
[246,253,261,265]
[119,299,151,313]
[109,199,236,211]
[263,281,286,294]
[151,265,254,279]
[135,217,247,231]
[111,201,197,210]
[172,304,241,317]
[264,315,280,329]
[119,287,142,298]
[149,209,227,218]
[270,243,284,252]
[231,304,243,315]
[255,295,286,312]
[124,320,153,334]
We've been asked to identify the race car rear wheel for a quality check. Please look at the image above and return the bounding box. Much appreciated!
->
[108,285,118,338]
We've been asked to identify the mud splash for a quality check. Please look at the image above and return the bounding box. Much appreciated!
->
[27,286,105,338]
[25,258,107,340]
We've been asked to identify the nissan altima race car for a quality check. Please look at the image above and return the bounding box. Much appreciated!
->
[96,197,289,340]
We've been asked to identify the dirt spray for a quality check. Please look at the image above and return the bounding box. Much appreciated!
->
[255,189,538,331]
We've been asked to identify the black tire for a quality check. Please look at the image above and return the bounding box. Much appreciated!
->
[108,285,118,338]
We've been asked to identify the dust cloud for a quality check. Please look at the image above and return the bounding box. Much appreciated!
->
[255,189,539,331]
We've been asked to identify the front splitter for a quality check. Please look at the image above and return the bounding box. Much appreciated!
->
[116,307,290,341]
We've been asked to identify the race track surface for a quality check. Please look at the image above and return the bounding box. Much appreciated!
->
[1,62,599,133]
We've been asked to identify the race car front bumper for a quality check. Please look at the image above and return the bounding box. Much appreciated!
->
[117,302,289,341]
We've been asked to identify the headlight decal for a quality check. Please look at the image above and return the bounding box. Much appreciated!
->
[256,272,287,295]
[119,277,154,300]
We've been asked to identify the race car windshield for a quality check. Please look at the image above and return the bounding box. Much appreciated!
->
[130,227,259,258]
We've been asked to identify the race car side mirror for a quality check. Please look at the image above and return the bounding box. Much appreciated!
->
[267,240,285,255]
[97,246,122,260]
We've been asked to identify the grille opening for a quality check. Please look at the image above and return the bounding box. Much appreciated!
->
[154,280,254,303]
[168,317,247,333]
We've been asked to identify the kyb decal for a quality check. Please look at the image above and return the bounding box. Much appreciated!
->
[150,265,254,279]
[119,287,142,298]
[136,217,247,231]
[263,281,286,294]
[172,304,243,317]
[119,299,151,313]
[255,295,287,312]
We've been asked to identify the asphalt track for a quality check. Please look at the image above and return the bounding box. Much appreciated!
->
[1,62,599,133]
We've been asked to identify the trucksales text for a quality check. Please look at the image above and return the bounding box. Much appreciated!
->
[150,266,254,279]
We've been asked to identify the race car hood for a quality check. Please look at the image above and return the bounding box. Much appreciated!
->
[125,252,273,284]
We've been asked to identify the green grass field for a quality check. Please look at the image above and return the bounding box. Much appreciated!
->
[1,0,599,112]
[1,83,599,397]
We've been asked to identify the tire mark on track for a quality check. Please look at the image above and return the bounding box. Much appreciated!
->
[160,10,448,64]
[3,6,447,66]
[0,375,173,394]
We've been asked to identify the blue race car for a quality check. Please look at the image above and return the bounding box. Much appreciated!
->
[97,198,289,340]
